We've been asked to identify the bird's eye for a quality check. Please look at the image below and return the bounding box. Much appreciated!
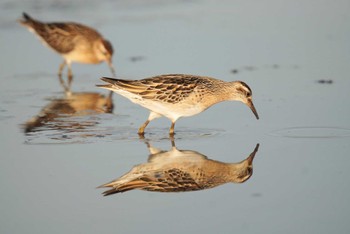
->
[247,167,253,174]
[246,92,251,97]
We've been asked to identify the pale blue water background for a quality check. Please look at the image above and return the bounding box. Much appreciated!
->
[1,0,350,233]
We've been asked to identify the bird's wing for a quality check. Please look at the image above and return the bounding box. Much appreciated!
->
[20,13,99,54]
[101,168,203,195]
[38,23,78,53]
[35,23,101,53]
[100,74,213,104]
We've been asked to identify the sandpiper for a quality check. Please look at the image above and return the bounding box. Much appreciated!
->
[99,142,259,195]
[18,12,116,89]
[97,74,259,135]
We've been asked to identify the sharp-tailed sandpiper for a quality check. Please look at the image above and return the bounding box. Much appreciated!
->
[18,12,116,89]
[97,74,259,135]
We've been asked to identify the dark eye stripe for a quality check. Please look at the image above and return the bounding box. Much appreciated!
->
[237,87,246,94]
[237,86,251,97]
[238,81,252,93]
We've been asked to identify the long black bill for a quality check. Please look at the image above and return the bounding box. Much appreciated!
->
[107,59,116,77]
[246,143,260,164]
[248,100,259,120]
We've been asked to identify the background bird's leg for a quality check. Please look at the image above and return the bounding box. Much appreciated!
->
[67,63,73,91]
[108,91,113,98]
[57,61,70,94]
[105,91,114,113]
[58,74,70,94]
[104,60,114,111]
[58,61,66,77]
[109,64,116,77]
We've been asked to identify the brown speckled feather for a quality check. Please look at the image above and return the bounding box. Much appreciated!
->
[99,144,259,195]
[19,13,101,54]
[102,168,202,195]
[98,73,259,134]
[101,74,220,104]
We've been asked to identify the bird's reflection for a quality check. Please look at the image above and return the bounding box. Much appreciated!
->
[24,92,113,133]
[99,141,259,195]
[58,75,115,101]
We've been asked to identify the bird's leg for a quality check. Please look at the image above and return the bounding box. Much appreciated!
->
[169,122,176,136]
[58,61,66,77]
[105,91,114,113]
[138,112,161,136]
[138,133,146,141]
[108,90,113,98]
[138,120,150,136]
[170,136,176,147]
[57,61,70,93]
[58,74,69,93]
[109,64,116,77]
[67,63,73,90]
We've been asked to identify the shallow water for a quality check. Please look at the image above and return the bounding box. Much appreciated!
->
[1,0,350,233]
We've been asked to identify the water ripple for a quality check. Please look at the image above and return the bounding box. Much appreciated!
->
[269,126,350,138]
[23,127,226,145]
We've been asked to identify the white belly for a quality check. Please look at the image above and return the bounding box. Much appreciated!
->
[115,89,205,121]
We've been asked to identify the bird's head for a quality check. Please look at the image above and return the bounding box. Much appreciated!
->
[96,39,116,76]
[230,81,259,120]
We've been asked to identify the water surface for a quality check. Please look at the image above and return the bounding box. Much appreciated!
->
[1,0,350,233]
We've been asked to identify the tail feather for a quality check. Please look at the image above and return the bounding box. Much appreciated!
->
[102,188,120,196]
[100,77,124,85]
[22,12,32,21]
[99,77,148,93]
[102,186,135,196]
[18,12,36,27]
[99,180,149,196]
[96,84,114,90]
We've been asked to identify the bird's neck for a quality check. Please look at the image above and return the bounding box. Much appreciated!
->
[211,82,238,103]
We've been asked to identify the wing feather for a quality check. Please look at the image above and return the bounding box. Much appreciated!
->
[19,13,101,54]
[101,74,214,104]
[101,168,203,195]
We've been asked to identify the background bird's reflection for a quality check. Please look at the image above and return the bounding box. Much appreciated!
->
[24,92,113,133]
[99,141,260,195]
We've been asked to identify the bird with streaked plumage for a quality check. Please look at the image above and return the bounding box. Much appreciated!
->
[97,74,259,135]
[98,142,259,195]
[18,12,116,90]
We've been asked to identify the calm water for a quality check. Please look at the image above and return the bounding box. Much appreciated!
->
[1,0,350,233]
